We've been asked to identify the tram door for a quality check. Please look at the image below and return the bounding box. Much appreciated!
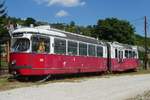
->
[114,48,125,71]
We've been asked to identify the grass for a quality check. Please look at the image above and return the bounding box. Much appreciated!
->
[0,76,35,91]
[0,69,150,91]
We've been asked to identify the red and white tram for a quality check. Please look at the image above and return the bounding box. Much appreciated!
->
[9,25,139,76]
[107,42,139,71]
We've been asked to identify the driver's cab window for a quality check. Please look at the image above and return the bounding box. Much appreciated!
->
[32,35,50,53]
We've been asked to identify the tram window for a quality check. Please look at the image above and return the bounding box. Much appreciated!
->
[88,45,96,56]
[129,51,132,58]
[32,36,50,53]
[125,50,128,58]
[97,46,103,57]
[115,49,118,58]
[12,38,30,52]
[119,51,123,59]
[79,43,87,56]
[68,41,77,55]
[132,51,137,58]
[121,51,123,58]
[54,38,66,54]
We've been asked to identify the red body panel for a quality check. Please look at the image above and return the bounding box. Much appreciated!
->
[110,58,139,71]
[10,53,107,75]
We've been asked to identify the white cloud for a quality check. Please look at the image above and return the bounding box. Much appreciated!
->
[55,10,69,17]
[34,0,86,7]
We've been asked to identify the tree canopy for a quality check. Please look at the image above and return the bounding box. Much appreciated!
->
[0,0,9,37]
[0,0,7,18]
[24,17,36,26]
[94,18,135,44]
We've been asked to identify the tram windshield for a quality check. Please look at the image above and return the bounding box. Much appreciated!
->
[12,38,30,52]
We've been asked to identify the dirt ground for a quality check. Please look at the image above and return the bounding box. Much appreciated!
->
[0,74,150,100]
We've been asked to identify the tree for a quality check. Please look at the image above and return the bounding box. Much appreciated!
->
[94,18,135,44]
[0,0,8,37]
[50,23,66,30]
[70,21,75,27]
[0,0,7,18]
[78,25,94,36]
[65,21,77,33]
[24,17,36,26]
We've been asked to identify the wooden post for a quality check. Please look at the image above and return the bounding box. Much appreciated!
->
[144,16,148,70]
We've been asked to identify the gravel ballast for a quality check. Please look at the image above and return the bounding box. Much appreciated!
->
[0,74,150,100]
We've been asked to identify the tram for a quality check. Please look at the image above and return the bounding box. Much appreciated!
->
[9,25,139,76]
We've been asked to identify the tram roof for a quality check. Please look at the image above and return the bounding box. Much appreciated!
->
[12,25,105,45]
[108,42,137,50]
[13,27,67,37]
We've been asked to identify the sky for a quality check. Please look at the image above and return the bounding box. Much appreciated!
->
[4,0,150,36]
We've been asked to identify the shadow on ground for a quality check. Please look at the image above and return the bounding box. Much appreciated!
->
[8,69,137,83]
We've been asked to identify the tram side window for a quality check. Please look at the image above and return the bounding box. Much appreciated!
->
[129,51,132,58]
[32,36,50,53]
[115,49,118,58]
[125,50,128,58]
[97,46,103,57]
[54,38,66,54]
[119,51,123,59]
[132,51,137,58]
[88,45,96,56]
[68,41,77,55]
[79,43,87,56]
